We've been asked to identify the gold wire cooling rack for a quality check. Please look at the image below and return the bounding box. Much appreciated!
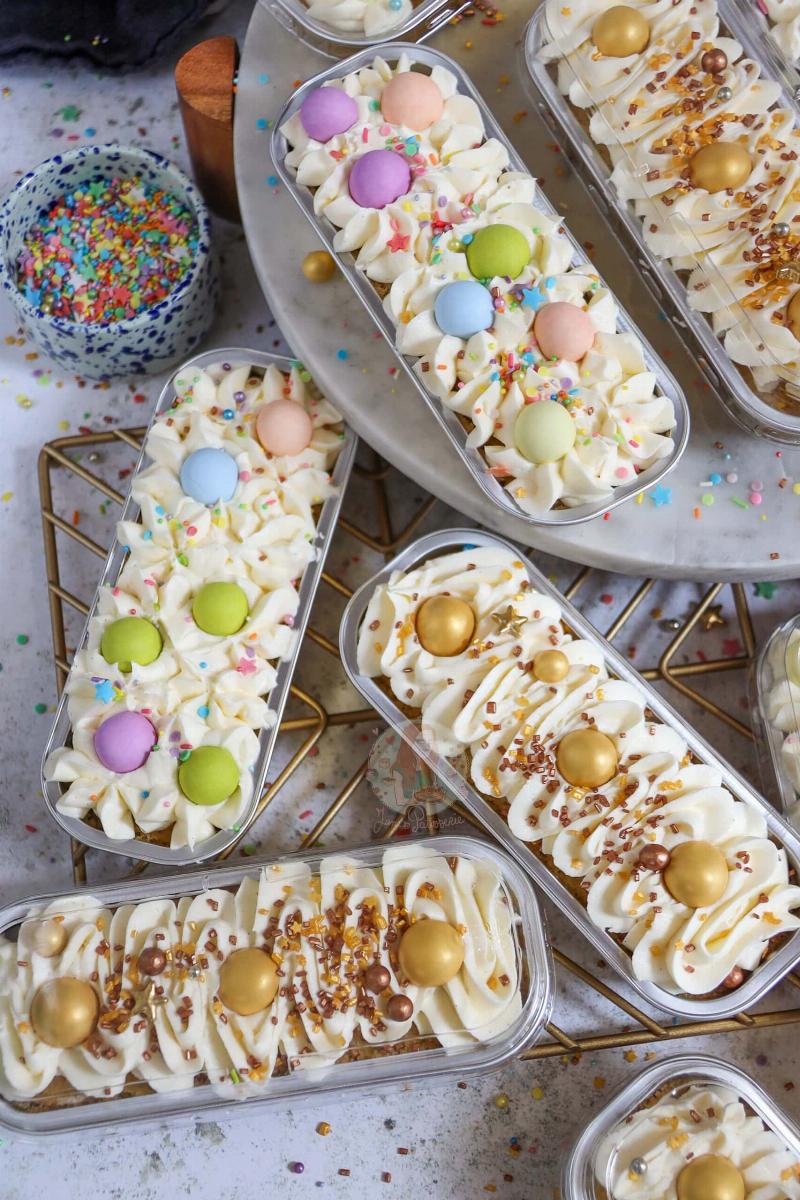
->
[37,425,800,1061]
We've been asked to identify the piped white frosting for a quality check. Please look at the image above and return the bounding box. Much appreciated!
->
[357,545,800,994]
[44,361,344,850]
[595,1082,800,1199]
[0,846,521,1104]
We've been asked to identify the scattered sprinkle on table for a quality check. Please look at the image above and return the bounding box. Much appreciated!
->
[16,175,198,323]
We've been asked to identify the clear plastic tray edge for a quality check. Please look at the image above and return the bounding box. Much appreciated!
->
[39,347,357,868]
[269,41,691,527]
[337,525,800,1020]
[0,832,553,1137]
[753,613,800,820]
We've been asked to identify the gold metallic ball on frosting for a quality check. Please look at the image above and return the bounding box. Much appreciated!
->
[677,1155,745,1200]
[664,840,729,908]
[26,918,67,958]
[364,963,391,994]
[386,993,414,1021]
[218,948,278,1016]
[30,978,99,1048]
[591,6,650,57]
[787,290,800,341]
[398,919,464,987]
[532,649,569,683]
[415,595,475,657]
[302,250,336,283]
[689,142,752,193]
[556,728,618,789]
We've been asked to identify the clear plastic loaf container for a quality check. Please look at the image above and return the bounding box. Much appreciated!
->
[257,0,471,58]
[754,614,800,822]
[0,833,552,1137]
[563,1053,800,1199]
[339,527,800,1020]
[522,5,800,444]
[721,0,800,98]
[40,348,357,867]
[271,43,689,528]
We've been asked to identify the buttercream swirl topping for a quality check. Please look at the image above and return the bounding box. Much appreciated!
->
[44,360,344,850]
[540,0,800,402]
[594,1082,800,1198]
[357,545,800,994]
[0,845,521,1104]
[281,54,677,513]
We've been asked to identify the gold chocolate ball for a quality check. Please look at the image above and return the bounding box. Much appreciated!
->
[787,290,800,341]
[532,649,569,683]
[556,728,618,789]
[301,250,337,283]
[398,919,464,987]
[386,993,414,1021]
[26,918,67,958]
[689,142,752,193]
[218,947,278,1016]
[677,1155,745,1200]
[701,47,729,75]
[664,840,729,908]
[415,595,475,657]
[30,978,99,1048]
[591,6,650,57]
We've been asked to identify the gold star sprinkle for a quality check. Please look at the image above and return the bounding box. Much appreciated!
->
[492,606,527,638]
[701,604,727,631]
[132,979,167,1021]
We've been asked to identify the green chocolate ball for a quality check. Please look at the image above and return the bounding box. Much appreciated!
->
[178,745,240,806]
[466,224,530,281]
[100,617,162,674]
[514,400,576,464]
[192,582,249,637]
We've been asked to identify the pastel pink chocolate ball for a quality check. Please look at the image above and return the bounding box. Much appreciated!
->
[348,149,412,209]
[94,711,156,774]
[256,400,314,456]
[380,72,444,132]
[299,86,358,143]
[533,302,596,362]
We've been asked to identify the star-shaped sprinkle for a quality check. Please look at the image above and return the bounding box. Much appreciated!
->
[94,679,116,704]
[492,606,527,637]
[649,484,672,507]
[237,657,258,676]
[700,604,726,631]
[387,230,410,253]
[520,286,546,311]
[754,581,778,599]
[132,979,167,1021]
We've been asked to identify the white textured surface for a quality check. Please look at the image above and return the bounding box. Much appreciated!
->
[2,2,800,1196]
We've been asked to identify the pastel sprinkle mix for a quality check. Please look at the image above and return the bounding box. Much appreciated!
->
[16,175,198,324]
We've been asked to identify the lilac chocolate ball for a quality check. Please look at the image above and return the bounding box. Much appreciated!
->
[94,712,157,774]
[300,87,358,143]
[348,150,412,209]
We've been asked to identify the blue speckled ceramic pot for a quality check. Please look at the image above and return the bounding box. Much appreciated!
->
[0,144,217,379]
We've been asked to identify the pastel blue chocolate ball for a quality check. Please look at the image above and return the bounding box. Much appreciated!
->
[179,448,239,505]
[433,281,495,338]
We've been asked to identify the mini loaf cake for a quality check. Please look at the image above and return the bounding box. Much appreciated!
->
[356,543,800,996]
[594,1080,800,1198]
[44,360,345,851]
[540,0,800,411]
[764,620,800,821]
[281,54,677,514]
[0,844,521,1107]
